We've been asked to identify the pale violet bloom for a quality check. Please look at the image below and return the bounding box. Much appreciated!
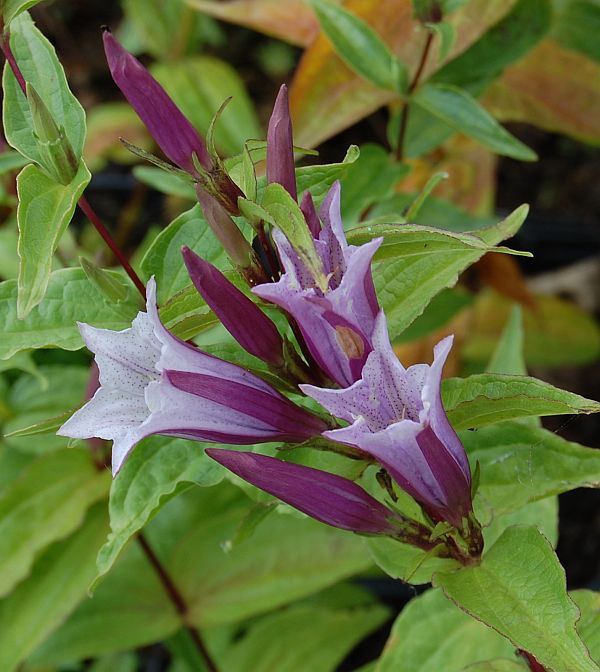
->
[253,181,382,387]
[301,313,473,528]
[58,278,326,475]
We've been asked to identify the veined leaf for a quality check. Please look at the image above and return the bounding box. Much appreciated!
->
[376,588,515,672]
[0,503,109,672]
[1,0,43,26]
[16,162,90,318]
[413,83,537,160]
[95,436,224,582]
[3,12,86,164]
[0,269,137,360]
[443,373,600,430]
[307,0,408,92]
[0,449,109,598]
[434,526,598,672]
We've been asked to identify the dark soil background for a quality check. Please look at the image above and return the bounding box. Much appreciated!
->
[23,2,600,669]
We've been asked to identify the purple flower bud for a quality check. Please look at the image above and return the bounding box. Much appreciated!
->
[102,29,211,175]
[302,314,473,528]
[300,191,320,237]
[182,247,284,366]
[206,449,400,535]
[266,84,297,201]
[58,278,326,474]
[254,181,382,386]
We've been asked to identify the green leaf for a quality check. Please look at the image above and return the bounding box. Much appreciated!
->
[434,526,598,672]
[434,0,553,92]
[571,590,600,665]
[16,162,90,318]
[80,257,141,315]
[30,534,181,663]
[95,436,224,582]
[152,56,260,156]
[377,588,515,672]
[367,536,460,585]
[307,0,408,92]
[442,373,600,430]
[458,661,526,671]
[123,0,211,59]
[0,149,29,174]
[1,0,42,27]
[414,83,537,160]
[3,12,86,164]
[0,448,109,598]
[261,182,328,289]
[219,602,389,672]
[487,305,526,375]
[428,21,457,62]
[552,0,600,63]
[0,503,109,672]
[0,268,137,360]
[140,204,226,303]
[338,143,409,225]
[133,165,196,199]
[351,205,529,339]
[463,421,600,516]
[395,289,473,343]
[145,483,374,626]
[405,172,449,221]
[3,364,88,453]
[482,497,558,549]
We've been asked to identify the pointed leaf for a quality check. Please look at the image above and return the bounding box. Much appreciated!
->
[16,162,90,317]
[443,373,600,430]
[0,503,109,672]
[413,83,536,160]
[434,526,598,672]
[0,449,110,598]
[486,306,526,375]
[3,12,86,163]
[95,436,223,581]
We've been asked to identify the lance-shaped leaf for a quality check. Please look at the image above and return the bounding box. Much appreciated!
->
[307,0,408,92]
[16,162,91,318]
[267,84,297,200]
[206,449,401,536]
[434,526,598,672]
[182,247,284,366]
[102,29,210,174]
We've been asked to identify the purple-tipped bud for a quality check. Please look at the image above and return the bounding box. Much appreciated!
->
[182,247,284,367]
[266,84,297,201]
[102,29,211,174]
[206,449,400,535]
[300,191,321,237]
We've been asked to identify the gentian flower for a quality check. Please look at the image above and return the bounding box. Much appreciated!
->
[58,278,327,474]
[253,181,382,387]
[301,313,474,529]
[266,84,297,200]
[206,449,441,551]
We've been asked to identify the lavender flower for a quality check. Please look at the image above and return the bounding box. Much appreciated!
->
[301,313,473,528]
[253,181,382,387]
[58,278,326,474]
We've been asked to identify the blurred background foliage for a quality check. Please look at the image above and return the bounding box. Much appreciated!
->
[0,0,598,670]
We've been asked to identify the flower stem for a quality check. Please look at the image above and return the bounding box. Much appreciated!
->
[395,30,435,162]
[0,33,147,302]
[137,532,219,672]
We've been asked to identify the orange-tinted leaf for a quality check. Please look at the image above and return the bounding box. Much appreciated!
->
[290,0,519,147]
[186,0,332,46]
[483,39,600,145]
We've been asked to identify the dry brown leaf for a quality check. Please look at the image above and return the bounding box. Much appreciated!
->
[483,39,600,146]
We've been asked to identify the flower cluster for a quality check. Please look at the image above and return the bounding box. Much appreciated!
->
[59,35,482,562]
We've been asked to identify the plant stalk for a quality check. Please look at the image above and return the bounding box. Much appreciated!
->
[137,532,219,672]
[395,30,435,162]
